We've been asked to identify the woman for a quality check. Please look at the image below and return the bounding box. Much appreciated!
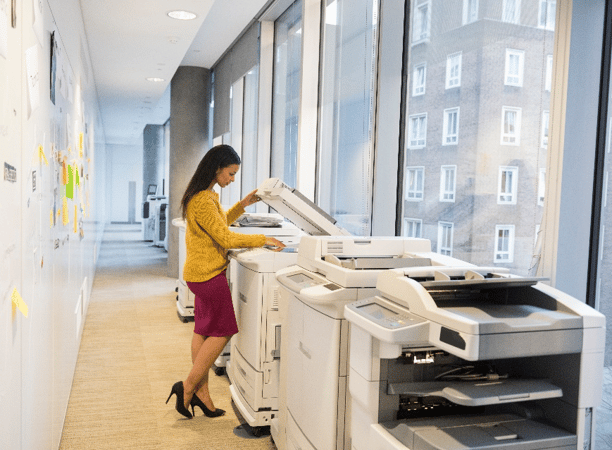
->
[166,144,285,419]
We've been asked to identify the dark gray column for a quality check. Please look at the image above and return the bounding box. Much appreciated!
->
[142,124,165,201]
[168,66,211,278]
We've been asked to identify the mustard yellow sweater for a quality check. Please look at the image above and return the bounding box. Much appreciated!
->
[183,190,266,282]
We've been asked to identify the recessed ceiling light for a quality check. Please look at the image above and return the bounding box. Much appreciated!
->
[146,77,165,82]
[167,10,197,20]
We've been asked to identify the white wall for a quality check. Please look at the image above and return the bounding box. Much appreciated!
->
[106,142,143,223]
[0,1,106,449]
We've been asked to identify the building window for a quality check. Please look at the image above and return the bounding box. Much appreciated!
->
[495,225,515,262]
[545,55,553,91]
[541,110,549,148]
[413,1,431,43]
[404,218,423,238]
[538,168,546,205]
[501,106,521,145]
[505,49,524,86]
[443,108,459,145]
[408,113,427,148]
[502,0,520,24]
[463,0,478,25]
[446,52,462,89]
[406,167,424,201]
[538,0,556,30]
[440,165,456,202]
[438,222,454,256]
[498,166,519,204]
[413,63,426,96]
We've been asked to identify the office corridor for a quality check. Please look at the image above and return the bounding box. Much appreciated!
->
[58,224,276,450]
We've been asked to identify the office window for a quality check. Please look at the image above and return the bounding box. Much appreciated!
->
[406,167,424,201]
[413,63,426,96]
[498,166,518,204]
[463,0,478,25]
[541,110,549,148]
[501,106,521,145]
[413,1,431,43]
[545,55,553,91]
[440,166,456,202]
[505,49,524,86]
[401,0,555,273]
[446,52,462,89]
[502,0,520,24]
[538,0,556,30]
[270,0,303,187]
[495,225,515,262]
[438,222,454,256]
[318,0,379,236]
[404,218,423,238]
[538,168,546,205]
[408,113,427,148]
[443,108,459,145]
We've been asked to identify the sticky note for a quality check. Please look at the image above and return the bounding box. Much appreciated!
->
[39,145,49,165]
[62,160,67,185]
[11,288,28,318]
[50,210,54,228]
[79,133,84,158]
[75,164,80,186]
[62,197,69,225]
[66,165,74,199]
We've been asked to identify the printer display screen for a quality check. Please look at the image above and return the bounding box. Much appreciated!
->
[288,272,316,285]
[357,302,397,320]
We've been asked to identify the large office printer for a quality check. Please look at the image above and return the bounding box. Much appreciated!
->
[227,178,350,437]
[275,236,438,450]
[344,264,605,450]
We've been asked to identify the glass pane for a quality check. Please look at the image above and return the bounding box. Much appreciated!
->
[401,1,554,271]
[241,66,259,194]
[271,0,303,188]
[318,0,379,236]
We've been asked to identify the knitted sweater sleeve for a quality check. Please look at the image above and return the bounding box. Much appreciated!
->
[192,194,266,249]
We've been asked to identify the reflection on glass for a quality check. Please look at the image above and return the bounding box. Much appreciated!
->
[318,0,379,236]
[241,66,260,194]
[271,0,303,188]
[401,1,555,274]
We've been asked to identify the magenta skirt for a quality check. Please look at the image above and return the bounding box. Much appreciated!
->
[186,271,238,337]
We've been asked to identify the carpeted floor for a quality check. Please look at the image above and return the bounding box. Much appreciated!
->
[58,224,276,450]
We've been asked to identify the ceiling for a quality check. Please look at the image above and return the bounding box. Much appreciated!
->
[79,0,270,146]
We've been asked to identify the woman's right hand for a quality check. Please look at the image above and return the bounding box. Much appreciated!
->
[265,237,286,251]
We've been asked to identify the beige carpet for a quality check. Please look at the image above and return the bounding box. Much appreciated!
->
[59,224,277,450]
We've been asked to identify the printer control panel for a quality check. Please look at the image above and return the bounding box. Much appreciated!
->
[348,297,425,330]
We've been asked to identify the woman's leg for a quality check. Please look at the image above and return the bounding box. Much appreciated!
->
[183,333,230,410]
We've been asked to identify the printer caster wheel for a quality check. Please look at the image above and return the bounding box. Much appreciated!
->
[177,311,189,323]
[251,426,269,438]
[214,365,226,376]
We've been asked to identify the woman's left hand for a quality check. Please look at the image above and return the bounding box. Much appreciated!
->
[241,189,260,208]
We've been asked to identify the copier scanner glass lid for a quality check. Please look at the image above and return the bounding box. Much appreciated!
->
[256,178,351,236]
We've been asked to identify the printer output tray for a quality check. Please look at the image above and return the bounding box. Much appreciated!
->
[376,413,576,450]
[387,378,562,407]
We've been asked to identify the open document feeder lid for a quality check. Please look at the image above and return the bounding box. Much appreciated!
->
[256,178,351,236]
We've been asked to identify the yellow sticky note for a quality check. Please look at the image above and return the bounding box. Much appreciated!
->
[50,210,54,228]
[79,133,84,158]
[39,145,49,166]
[11,288,28,318]
[62,197,70,226]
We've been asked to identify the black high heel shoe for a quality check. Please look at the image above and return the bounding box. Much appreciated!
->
[166,381,193,419]
[190,394,225,417]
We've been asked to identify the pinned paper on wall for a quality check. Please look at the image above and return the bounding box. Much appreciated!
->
[11,287,28,318]
[75,163,80,186]
[66,165,73,199]
[61,196,69,225]
[49,209,53,228]
[32,0,44,48]
[38,145,48,165]
[79,132,84,158]
[25,44,40,118]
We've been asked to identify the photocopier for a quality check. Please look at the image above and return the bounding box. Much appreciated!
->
[344,259,606,450]
[275,236,442,450]
[227,178,351,437]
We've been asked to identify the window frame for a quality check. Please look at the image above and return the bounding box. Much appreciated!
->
[440,165,457,202]
[538,0,556,31]
[412,63,426,96]
[443,107,460,145]
[404,218,423,238]
[505,48,524,87]
[462,0,479,25]
[437,221,454,256]
[498,166,519,205]
[495,224,515,263]
[502,0,521,24]
[501,106,522,145]
[445,52,462,89]
[413,0,431,44]
[542,110,550,148]
[408,113,427,148]
[406,166,425,201]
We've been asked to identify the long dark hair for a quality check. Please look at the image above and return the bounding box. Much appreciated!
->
[181,145,241,218]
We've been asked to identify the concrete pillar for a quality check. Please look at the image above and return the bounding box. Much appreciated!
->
[168,66,211,278]
[142,124,165,201]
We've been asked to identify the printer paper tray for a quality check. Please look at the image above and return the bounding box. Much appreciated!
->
[387,378,562,406]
